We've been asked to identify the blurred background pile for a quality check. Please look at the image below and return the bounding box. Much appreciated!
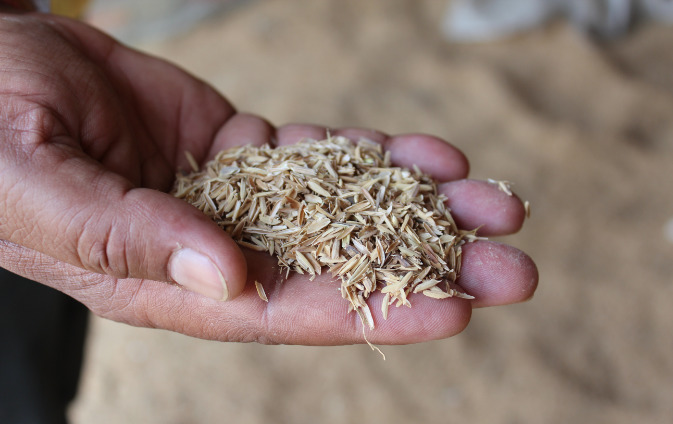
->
[70,0,673,422]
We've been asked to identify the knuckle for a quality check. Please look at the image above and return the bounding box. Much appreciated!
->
[1,103,56,151]
[75,214,132,279]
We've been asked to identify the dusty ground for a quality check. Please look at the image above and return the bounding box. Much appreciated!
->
[70,1,673,423]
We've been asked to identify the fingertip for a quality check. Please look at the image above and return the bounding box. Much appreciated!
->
[206,113,275,161]
[205,230,248,301]
[332,127,388,144]
[184,218,249,301]
[458,241,538,308]
[440,179,526,236]
[275,124,328,146]
[130,189,248,300]
[385,134,469,182]
[167,245,246,301]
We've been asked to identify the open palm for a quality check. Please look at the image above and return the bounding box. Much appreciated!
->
[0,12,537,345]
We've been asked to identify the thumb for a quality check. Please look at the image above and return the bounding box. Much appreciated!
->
[1,145,247,301]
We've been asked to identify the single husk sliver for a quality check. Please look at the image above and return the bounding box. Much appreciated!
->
[172,136,475,329]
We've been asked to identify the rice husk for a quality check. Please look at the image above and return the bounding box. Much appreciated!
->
[172,136,476,329]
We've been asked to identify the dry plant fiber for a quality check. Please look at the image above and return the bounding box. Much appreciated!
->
[172,136,476,330]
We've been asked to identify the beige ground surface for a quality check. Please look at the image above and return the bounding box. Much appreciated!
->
[70,1,673,423]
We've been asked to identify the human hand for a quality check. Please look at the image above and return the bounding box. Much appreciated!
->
[0,12,537,345]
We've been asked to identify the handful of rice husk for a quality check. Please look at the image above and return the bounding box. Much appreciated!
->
[172,136,476,329]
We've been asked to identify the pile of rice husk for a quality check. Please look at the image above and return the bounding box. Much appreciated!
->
[172,136,476,329]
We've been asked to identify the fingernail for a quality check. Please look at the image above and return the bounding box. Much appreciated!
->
[168,248,228,301]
